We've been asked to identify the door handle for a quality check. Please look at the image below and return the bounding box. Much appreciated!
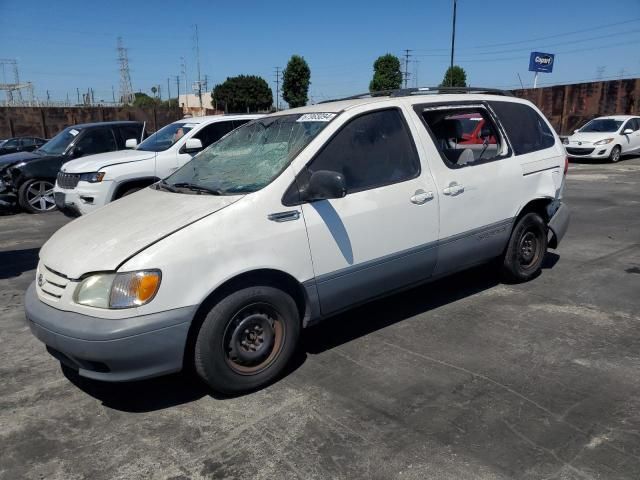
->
[268,210,300,222]
[443,182,464,196]
[410,189,434,205]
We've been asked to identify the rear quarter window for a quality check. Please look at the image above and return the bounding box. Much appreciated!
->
[489,101,556,155]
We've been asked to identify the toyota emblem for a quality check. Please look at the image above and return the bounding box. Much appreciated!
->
[37,273,45,287]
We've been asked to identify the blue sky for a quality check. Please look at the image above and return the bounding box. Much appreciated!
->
[1,0,639,103]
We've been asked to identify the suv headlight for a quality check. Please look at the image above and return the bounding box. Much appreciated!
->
[74,270,161,309]
[79,172,106,183]
[594,138,614,145]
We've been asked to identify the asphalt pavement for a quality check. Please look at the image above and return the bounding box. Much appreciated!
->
[1,156,639,480]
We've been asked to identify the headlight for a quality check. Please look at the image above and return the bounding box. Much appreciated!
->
[562,138,569,145]
[594,138,614,145]
[79,172,105,183]
[74,270,161,309]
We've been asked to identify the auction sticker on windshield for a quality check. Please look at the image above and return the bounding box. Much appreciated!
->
[297,113,337,122]
[69,129,79,136]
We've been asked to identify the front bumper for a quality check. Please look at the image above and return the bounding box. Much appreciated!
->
[53,180,113,216]
[565,144,612,159]
[25,282,196,382]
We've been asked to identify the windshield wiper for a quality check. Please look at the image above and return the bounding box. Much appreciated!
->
[156,179,177,192]
[172,182,223,195]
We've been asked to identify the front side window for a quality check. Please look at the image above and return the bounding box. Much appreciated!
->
[137,122,196,152]
[192,120,243,149]
[420,106,504,167]
[75,128,117,156]
[490,101,555,155]
[307,109,419,193]
[579,118,623,133]
[37,127,83,155]
[21,138,35,147]
[163,114,332,195]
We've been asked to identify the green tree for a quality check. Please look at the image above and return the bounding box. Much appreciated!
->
[369,54,403,93]
[132,92,159,108]
[282,55,311,108]
[441,66,467,87]
[212,75,273,113]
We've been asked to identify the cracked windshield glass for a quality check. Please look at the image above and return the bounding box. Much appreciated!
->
[163,113,334,194]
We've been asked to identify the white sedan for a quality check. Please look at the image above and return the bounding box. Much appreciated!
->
[563,115,640,162]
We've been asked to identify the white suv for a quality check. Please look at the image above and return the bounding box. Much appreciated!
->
[53,114,262,215]
[26,88,570,394]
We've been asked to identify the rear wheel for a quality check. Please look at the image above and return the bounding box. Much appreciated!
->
[194,286,300,394]
[501,212,547,283]
[18,179,56,213]
[609,145,621,163]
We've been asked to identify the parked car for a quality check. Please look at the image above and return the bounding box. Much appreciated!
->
[54,115,261,216]
[0,136,47,156]
[1,121,146,213]
[563,115,640,162]
[25,88,569,394]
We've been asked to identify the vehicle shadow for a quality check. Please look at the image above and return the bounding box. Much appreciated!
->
[62,253,561,411]
[0,248,40,279]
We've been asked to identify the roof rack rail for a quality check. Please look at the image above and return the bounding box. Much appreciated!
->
[317,86,513,104]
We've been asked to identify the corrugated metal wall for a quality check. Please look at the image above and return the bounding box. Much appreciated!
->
[513,78,640,135]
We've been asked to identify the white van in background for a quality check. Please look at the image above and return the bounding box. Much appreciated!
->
[53,114,263,215]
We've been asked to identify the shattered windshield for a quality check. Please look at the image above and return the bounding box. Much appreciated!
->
[163,113,335,195]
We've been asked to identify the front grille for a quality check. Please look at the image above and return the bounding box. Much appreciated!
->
[57,172,80,189]
[566,147,595,155]
[38,264,71,300]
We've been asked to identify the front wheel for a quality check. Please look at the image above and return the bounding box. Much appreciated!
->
[194,286,300,394]
[18,179,57,213]
[501,212,548,283]
[609,145,621,163]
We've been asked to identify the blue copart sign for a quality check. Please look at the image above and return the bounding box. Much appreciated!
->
[529,52,555,73]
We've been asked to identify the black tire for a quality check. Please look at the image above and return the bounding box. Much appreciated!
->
[18,179,57,213]
[609,145,621,163]
[501,212,548,283]
[194,286,300,394]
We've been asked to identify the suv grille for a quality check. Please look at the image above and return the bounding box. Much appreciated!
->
[57,172,80,189]
[566,147,595,155]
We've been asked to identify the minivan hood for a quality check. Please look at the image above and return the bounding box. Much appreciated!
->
[40,187,243,278]
[61,150,155,173]
[567,131,618,144]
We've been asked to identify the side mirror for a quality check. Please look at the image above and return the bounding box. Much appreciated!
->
[183,138,203,153]
[125,138,138,149]
[302,170,347,202]
[69,146,84,158]
[622,128,634,135]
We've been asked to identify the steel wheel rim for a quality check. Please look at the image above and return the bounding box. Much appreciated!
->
[222,302,285,375]
[518,229,541,269]
[26,181,56,211]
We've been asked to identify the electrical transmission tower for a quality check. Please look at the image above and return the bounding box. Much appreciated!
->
[117,37,134,104]
[403,49,412,88]
[0,59,34,105]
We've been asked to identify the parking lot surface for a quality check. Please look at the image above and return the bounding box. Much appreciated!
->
[1,156,639,480]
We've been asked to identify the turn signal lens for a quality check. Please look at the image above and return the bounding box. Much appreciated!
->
[110,270,161,309]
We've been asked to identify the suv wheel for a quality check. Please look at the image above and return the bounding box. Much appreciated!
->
[194,286,300,394]
[501,212,547,283]
[609,145,621,163]
[18,179,56,213]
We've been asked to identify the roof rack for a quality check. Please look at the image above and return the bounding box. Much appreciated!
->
[318,86,513,104]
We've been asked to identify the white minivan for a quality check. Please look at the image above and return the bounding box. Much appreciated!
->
[26,88,570,394]
[53,114,262,215]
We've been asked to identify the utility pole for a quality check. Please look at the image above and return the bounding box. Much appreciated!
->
[449,0,457,86]
[175,75,181,104]
[274,66,281,111]
[76,87,80,104]
[112,85,116,103]
[167,78,171,101]
[413,60,419,88]
[403,49,412,88]
[181,57,188,109]
[194,24,203,112]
